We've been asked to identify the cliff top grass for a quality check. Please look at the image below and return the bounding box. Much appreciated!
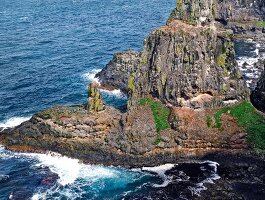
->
[139,98,170,133]
[255,21,265,27]
[213,101,265,151]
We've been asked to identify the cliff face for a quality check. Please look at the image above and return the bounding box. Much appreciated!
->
[95,51,141,94]
[251,64,265,112]
[128,20,248,108]
[97,20,248,109]
[168,0,265,25]
[1,1,264,168]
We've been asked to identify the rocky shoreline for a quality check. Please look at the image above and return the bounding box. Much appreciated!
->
[0,0,265,199]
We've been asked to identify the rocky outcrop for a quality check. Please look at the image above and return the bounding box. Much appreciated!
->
[97,21,249,109]
[168,0,265,25]
[128,20,248,108]
[251,64,265,112]
[87,82,105,112]
[0,100,251,166]
[168,0,265,39]
[96,51,141,94]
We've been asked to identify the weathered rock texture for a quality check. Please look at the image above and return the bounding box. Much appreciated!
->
[128,20,248,108]
[95,51,141,94]
[251,65,265,112]
[87,82,105,112]
[168,0,265,25]
[0,102,250,166]
[98,20,248,109]
[167,0,265,39]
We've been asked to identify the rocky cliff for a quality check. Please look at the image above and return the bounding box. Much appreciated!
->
[251,62,265,112]
[168,0,265,35]
[1,0,264,167]
[97,22,248,109]
[128,20,248,108]
[168,0,265,23]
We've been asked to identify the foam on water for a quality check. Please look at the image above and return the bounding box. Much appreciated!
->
[189,161,220,196]
[0,116,31,131]
[236,41,265,89]
[82,69,101,84]
[100,89,127,99]
[83,69,127,99]
[142,164,176,187]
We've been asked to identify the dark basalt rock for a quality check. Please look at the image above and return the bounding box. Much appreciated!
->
[168,0,265,26]
[251,62,265,112]
[128,21,248,108]
[95,51,141,94]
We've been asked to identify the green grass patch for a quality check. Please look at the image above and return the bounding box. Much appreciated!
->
[206,116,212,127]
[139,98,170,133]
[255,21,265,27]
[213,101,265,150]
[213,107,230,129]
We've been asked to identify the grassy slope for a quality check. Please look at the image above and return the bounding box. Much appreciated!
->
[213,102,265,151]
[139,98,170,144]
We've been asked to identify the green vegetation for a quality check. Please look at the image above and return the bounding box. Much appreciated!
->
[217,53,227,68]
[139,98,171,133]
[212,102,265,150]
[139,98,170,145]
[255,21,265,27]
[206,116,212,127]
[128,76,134,92]
[154,137,162,145]
[87,85,91,97]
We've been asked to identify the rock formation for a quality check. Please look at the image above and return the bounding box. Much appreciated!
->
[97,2,249,109]
[128,21,248,108]
[251,62,265,112]
[168,0,265,34]
[95,51,141,94]
[0,0,264,168]
[87,81,105,112]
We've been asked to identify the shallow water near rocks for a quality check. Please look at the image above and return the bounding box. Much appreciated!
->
[0,0,263,199]
[0,146,220,200]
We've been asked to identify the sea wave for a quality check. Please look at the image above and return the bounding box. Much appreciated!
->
[82,69,101,84]
[100,88,127,99]
[236,41,265,89]
[189,161,220,196]
[0,116,31,131]
[82,70,127,99]
[142,164,176,187]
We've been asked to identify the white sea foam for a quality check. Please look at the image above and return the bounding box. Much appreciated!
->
[0,116,31,131]
[100,88,127,99]
[142,164,176,187]
[236,41,264,89]
[82,69,101,84]
[189,161,220,196]
[20,152,117,186]
[83,69,127,99]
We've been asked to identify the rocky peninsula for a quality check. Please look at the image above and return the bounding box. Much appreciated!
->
[1,0,265,199]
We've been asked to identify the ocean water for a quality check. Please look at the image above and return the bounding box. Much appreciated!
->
[0,0,263,199]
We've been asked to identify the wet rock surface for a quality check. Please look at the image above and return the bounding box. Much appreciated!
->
[251,66,265,112]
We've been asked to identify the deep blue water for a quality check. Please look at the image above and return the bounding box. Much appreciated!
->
[0,0,175,122]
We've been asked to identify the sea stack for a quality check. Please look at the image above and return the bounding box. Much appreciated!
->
[87,81,105,112]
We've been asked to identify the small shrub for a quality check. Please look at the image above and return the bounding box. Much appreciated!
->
[154,137,161,145]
